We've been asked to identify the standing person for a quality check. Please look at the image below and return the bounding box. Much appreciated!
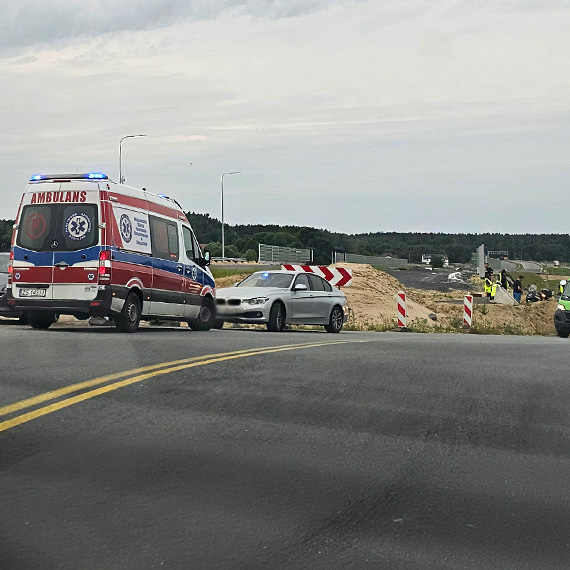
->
[512,275,524,303]
[500,269,509,290]
[559,280,567,297]
[490,275,499,301]
[484,263,493,279]
[484,271,493,298]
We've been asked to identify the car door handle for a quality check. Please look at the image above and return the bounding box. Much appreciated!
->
[54,261,69,268]
[177,265,183,271]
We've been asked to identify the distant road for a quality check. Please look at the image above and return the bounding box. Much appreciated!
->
[500,260,542,274]
[518,260,543,273]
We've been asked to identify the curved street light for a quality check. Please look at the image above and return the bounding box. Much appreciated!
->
[221,171,241,260]
[119,134,147,184]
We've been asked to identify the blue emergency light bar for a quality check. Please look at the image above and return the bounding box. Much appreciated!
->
[29,172,109,182]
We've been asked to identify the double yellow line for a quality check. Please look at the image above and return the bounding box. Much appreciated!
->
[0,340,352,433]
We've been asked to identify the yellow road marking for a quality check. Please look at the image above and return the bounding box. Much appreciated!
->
[0,341,329,418]
[0,340,352,433]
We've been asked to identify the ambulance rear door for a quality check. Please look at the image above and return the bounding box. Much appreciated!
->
[13,182,101,302]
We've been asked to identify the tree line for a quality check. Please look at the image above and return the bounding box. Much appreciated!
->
[186,213,570,265]
[3,213,569,265]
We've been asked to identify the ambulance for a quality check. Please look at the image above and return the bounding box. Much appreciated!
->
[7,172,215,332]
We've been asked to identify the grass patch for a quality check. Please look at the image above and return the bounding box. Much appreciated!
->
[210,267,256,279]
[517,272,550,289]
[542,266,570,276]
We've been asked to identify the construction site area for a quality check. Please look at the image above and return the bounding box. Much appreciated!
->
[216,263,561,336]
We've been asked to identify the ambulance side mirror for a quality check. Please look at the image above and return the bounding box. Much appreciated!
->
[200,250,211,267]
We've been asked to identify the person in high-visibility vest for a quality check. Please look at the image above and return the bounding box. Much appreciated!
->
[490,274,500,301]
[560,280,567,297]
[484,272,493,298]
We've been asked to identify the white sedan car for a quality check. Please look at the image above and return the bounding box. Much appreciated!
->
[214,270,349,332]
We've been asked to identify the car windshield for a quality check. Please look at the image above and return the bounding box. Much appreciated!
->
[237,272,293,288]
[0,253,8,273]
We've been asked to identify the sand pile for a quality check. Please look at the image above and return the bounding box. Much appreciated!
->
[332,263,437,328]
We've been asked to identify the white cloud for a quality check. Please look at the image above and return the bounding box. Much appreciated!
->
[0,0,569,233]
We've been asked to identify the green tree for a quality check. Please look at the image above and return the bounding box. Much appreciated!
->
[431,255,444,268]
[244,248,257,261]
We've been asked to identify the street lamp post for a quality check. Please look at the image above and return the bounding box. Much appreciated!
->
[119,134,146,184]
[221,171,241,260]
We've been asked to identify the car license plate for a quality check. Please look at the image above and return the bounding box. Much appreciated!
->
[19,288,47,297]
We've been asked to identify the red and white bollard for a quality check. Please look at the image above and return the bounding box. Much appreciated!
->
[397,291,407,328]
[463,295,473,328]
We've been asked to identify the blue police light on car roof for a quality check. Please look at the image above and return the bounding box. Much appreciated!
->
[262,272,269,278]
[29,173,109,182]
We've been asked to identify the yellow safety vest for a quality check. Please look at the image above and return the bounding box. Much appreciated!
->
[484,277,492,293]
[491,282,498,297]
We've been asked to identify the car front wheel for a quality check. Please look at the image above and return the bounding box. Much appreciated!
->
[324,306,344,333]
[267,302,285,332]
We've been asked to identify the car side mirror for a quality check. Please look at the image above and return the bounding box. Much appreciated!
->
[293,283,308,292]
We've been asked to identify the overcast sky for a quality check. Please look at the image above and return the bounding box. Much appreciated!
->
[1,0,569,234]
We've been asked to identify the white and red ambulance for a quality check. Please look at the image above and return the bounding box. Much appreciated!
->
[7,172,215,332]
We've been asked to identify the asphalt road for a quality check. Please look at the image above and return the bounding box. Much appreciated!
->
[1,325,570,569]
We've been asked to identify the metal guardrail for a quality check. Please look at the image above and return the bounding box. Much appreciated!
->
[333,252,407,269]
[258,243,313,264]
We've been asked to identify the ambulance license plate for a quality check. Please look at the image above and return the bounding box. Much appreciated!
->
[19,288,47,297]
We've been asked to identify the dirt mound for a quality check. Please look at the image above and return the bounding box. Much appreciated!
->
[332,263,436,328]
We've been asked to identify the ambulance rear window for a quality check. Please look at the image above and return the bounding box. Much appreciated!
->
[18,206,53,251]
[17,204,98,252]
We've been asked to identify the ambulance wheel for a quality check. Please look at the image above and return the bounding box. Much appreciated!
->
[188,297,216,331]
[28,312,56,330]
[557,330,570,338]
[115,292,141,333]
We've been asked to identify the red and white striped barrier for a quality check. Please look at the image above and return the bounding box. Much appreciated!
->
[463,295,473,328]
[281,265,353,287]
[397,291,407,328]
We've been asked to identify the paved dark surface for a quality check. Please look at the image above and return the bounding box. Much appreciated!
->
[1,326,570,569]
[388,269,472,292]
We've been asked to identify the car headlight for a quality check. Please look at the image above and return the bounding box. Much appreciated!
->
[246,297,269,305]
[558,304,565,311]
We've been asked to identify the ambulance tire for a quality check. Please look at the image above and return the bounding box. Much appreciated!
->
[212,319,224,329]
[28,312,56,330]
[115,292,141,333]
[557,330,570,338]
[188,297,216,331]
